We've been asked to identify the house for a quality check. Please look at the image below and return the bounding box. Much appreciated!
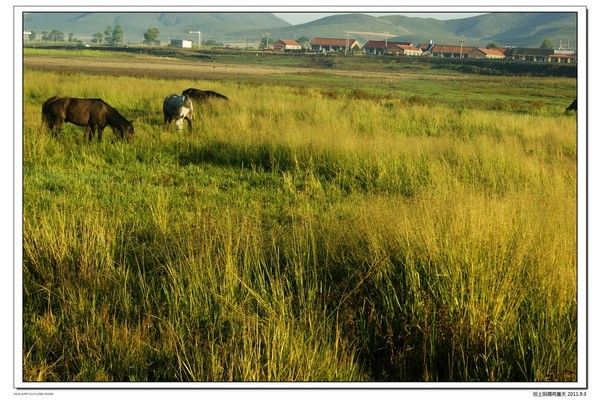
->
[468,47,506,59]
[505,48,553,62]
[386,44,423,56]
[550,49,576,63]
[549,53,576,63]
[309,37,360,53]
[430,44,476,58]
[272,39,302,52]
[362,40,413,55]
[170,39,193,49]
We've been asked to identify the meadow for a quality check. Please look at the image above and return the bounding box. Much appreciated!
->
[22,54,577,382]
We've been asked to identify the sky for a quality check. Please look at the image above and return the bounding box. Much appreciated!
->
[273,12,486,25]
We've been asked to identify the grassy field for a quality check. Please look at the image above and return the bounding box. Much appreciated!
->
[22,52,577,382]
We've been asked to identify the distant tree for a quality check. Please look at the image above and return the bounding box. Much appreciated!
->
[29,31,36,41]
[487,42,499,48]
[203,39,223,47]
[540,38,554,50]
[143,26,160,45]
[111,24,124,46]
[44,30,64,42]
[91,32,104,44]
[260,36,271,49]
[68,32,75,42]
[297,36,310,48]
[104,26,113,44]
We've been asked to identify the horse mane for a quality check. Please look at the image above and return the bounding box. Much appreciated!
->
[41,96,66,111]
[104,101,130,127]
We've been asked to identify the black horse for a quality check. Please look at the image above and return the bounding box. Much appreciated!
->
[565,98,577,112]
[182,88,229,103]
[42,96,134,141]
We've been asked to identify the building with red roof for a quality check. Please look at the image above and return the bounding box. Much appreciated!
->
[272,39,302,52]
[309,37,360,53]
[468,47,506,59]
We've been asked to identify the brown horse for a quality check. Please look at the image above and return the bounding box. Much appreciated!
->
[565,98,577,112]
[42,96,134,141]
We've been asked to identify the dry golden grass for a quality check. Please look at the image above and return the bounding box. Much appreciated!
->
[22,65,577,382]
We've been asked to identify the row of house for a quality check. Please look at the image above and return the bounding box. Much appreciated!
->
[416,42,576,62]
[269,37,576,63]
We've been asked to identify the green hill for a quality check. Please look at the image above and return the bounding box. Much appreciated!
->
[24,11,576,49]
[228,13,399,42]
[23,12,290,43]
[244,12,576,49]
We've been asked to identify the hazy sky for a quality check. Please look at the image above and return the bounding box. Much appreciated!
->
[273,12,486,25]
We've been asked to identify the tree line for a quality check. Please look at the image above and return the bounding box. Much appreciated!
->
[91,25,125,46]
[28,30,78,43]
[27,25,163,47]
[26,24,128,46]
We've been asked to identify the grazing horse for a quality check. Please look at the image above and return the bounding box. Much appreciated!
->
[163,94,194,131]
[42,96,134,141]
[565,98,577,112]
[181,88,229,103]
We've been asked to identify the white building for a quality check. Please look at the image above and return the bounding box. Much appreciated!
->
[171,39,193,49]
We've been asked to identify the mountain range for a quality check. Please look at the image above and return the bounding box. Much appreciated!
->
[23,12,577,49]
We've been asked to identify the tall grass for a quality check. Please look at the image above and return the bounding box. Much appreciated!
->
[22,68,577,382]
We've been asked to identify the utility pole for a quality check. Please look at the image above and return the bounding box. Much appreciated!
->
[459,35,465,59]
[189,30,202,50]
[384,30,390,55]
[264,32,270,49]
[345,32,349,55]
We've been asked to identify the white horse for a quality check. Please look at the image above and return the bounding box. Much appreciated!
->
[163,94,194,131]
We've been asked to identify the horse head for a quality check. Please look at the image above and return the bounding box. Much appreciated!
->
[125,120,134,139]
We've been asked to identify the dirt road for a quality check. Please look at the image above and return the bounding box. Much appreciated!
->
[24,54,467,83]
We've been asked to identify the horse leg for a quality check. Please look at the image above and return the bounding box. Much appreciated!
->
[44,117,54,132]
[186,116,193,132]
[47,118,61,137]
[85,125,94,142]
[50,121,60,137]
[98,126,105,142]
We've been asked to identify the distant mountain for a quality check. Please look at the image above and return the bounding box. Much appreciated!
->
[439,12,577,48]
[230,13,398,42]
[239,12,577,49]
[23,12,576,49]
[23,12,290,42]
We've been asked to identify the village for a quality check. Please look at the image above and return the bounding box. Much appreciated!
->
[168,36,577,63]
[273,37,576,63]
